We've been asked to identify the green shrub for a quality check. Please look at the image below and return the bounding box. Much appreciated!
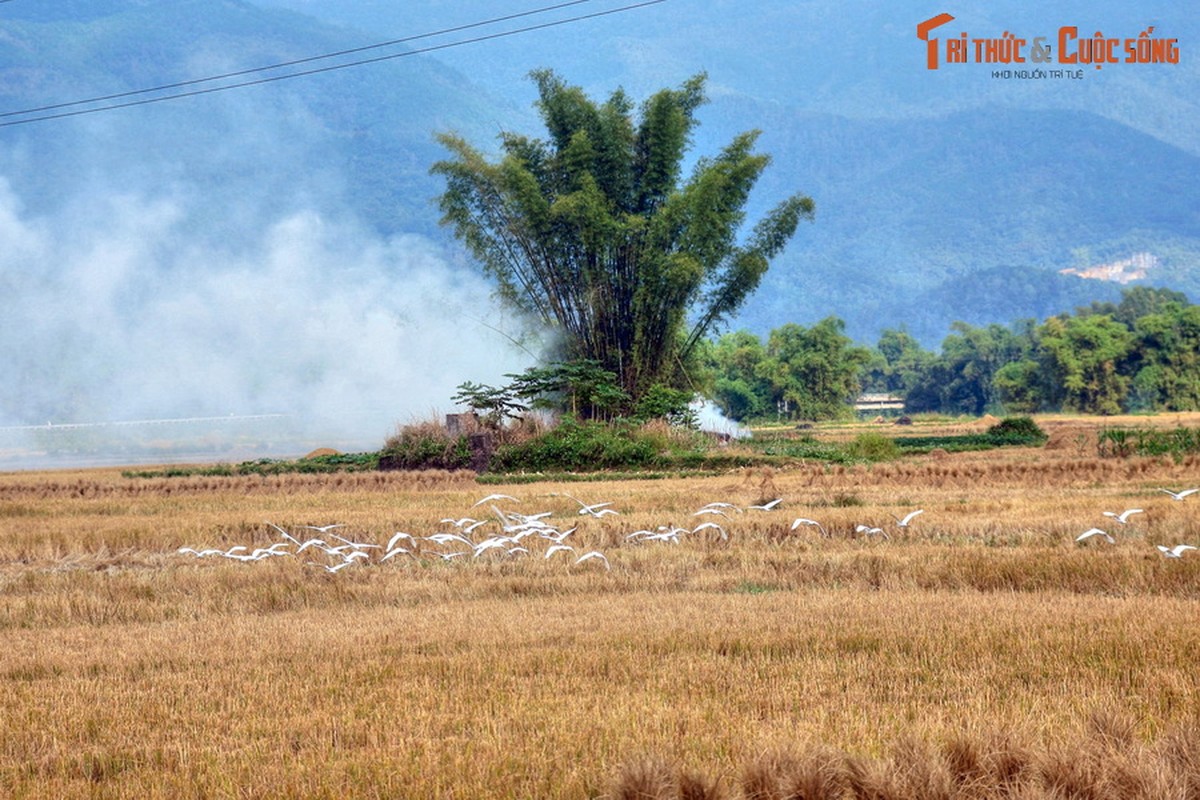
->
[844,432,901,462]
[381,423,472,470]
[986,416,1047,443]
[490,418,662,472]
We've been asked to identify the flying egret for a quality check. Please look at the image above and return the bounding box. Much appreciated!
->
[541,528,576,544]
[1157,544,1198,558]
[894,509,924,528]
[544,544,575,559]
[380,547,411,561]
[1159,488,1199,501]
[692,521,727,540]
[748,499,782,511]
[1076,528,1115,544]
[507,511,553,524]
[177,547,222,557]
[318,561,354,573]
[856,524,889,540]
[249,544,290,559]
[1103,509,1144,524]
[693,508,729,518]
[424,532,474,548]
[266,522,301,545]
[472,493,518,507]
[551,492,612,515]
[472,537,514,556]
[386,531,416,551]
[585,507,620,518]
[575,551,611,570]
[330,533,380,550]
[303,524,346,534]
[790,518,828,537]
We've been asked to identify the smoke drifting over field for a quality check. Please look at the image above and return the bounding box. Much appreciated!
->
[0,178,532,462]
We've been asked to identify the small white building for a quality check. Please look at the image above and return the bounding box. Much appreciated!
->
[854,393,905,414]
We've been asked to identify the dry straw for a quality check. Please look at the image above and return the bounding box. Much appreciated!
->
[1,416,1199,797]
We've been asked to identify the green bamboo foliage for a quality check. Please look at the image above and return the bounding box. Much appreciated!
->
[432,70,813,401]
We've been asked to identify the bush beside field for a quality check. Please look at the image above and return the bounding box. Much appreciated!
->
[122,416,1055,479]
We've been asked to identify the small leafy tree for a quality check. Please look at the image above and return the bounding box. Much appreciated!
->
[507,360,629,420]
[451,381,529,428]
[633,383,698,428]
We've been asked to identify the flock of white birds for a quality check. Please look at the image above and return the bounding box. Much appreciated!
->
[175,485,1200,572]
[175,491,801,573]
[1074,487,1200,557]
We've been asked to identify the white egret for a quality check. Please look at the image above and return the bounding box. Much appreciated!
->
[692,521,727,540]
[575,551,611,569]
[855,525,888,540]
[699,501,742,513]
[544,544,575,559]
[424,532,474,548]
[327,533,379,550]
[380,548,411,561]
[1076,528,1115,544]
[541,528,576,544]
[266,522,301,545]
[319,562,354,573]
[894,509,924,528]
[303,524,346,534]
[790,518,828,537]
[177,547,221,557]
[385,531,416,551]
[748,499,782,511]
[472,493,518,507]
[585,507,620,518]
[1103,509,1144,524]
[1159,488,1199,501]
[693,508,728,518]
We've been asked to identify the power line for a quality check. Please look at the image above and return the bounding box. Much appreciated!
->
[0,0,591,120]
[0,0,668,128]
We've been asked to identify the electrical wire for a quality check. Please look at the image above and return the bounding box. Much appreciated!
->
[0,0,591,120]
[0,0,668,128]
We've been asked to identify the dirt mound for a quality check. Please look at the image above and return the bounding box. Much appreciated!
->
[979,414,1000,428]
[302,448,340,459]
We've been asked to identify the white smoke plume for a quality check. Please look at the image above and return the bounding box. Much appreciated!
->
[0,178,533,465]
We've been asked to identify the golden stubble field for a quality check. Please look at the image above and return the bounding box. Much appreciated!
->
[2,415,1200,799]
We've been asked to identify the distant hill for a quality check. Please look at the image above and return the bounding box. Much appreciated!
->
[0,0,528,239]
[1,0,1197,347]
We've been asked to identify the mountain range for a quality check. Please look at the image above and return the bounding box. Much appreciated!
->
[0,0,1196,437]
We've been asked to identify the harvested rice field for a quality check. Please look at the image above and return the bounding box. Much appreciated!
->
[2,415,1200,798]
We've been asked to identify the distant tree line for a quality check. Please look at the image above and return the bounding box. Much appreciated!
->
[703,286,1200,421]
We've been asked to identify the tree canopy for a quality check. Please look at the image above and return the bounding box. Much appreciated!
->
[432,69,813,404]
